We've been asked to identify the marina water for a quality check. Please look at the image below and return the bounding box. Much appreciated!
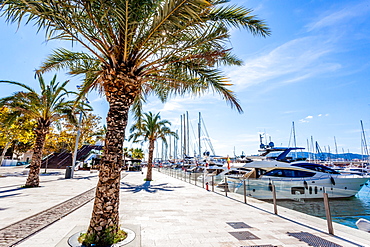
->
[275,183,370,229]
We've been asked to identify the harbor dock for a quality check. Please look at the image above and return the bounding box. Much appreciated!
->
[0,166,369,247]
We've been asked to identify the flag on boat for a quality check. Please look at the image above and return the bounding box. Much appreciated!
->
[227,156,231,169]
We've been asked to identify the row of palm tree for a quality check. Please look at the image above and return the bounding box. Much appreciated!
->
[1,0,270,245]
[0,74,172,184]
[0,75,83,187]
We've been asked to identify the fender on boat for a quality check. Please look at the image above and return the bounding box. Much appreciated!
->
[356,218,370,232]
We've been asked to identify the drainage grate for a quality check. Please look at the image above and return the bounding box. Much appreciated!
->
[287,232,343,247]
[229,231,260,240]
[241,245,276,247]
[227,222,252,229]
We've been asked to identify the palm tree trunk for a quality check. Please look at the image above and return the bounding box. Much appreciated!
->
[146,140,155,181]
[25,124,49,187]
[85,78,137,245]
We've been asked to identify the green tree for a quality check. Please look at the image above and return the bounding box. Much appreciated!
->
[0,107,35,165]
[1,0,269,244]
[0,75,76,187]
[44,113,103,153]
[129,112,177,181]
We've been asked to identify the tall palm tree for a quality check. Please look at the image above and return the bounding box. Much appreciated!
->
[129,112,176,181]
[1,0,270,244]
[0,75,77,187]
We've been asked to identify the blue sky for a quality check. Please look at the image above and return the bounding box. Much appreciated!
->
[1,0,370,158]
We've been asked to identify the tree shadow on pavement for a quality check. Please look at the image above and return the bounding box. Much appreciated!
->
[120,181,184,193]
[0,187,26,194]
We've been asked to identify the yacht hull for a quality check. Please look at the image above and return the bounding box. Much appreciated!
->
[231,175,369,200]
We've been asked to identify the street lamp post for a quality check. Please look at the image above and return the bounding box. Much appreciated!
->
[71,109,83,178]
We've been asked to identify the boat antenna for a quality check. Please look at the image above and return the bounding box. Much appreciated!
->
[259,134,265,149]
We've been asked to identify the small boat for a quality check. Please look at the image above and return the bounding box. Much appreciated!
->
[356,218,370,232]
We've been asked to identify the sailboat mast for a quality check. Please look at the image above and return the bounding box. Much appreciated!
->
[360,120,369,159]
[306,139,310,161]
[174,130,178,160]
[183,113,186,158]
[292,121,297,148]
[186,111,189,157]
[180,115,183,159]
[311,136,315,162]
[198,112,201,159]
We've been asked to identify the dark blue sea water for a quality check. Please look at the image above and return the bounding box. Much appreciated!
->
[276,184,370,229]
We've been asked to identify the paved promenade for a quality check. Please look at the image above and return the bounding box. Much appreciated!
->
[0,166,369,247]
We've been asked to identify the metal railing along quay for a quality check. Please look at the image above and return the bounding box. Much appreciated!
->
[157,167,346,237]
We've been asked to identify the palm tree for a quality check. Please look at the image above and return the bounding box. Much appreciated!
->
[1,0,270,244]
[0,74,77,187]
[131,148,144,160]
[129,112,176,181]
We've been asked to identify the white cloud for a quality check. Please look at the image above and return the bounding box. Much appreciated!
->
[306,1,370,32]
[227,36,340,92]
[299,115,313,123]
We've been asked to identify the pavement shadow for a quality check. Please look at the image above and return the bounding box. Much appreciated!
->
[0,193,21,199]
[0,187,26,194]
[0,171,28,177]
[120,181,184,193]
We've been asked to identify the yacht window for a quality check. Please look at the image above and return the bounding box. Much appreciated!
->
[292,163,340,174]
[264,169,315,178]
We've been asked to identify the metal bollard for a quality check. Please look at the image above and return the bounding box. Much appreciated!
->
[225,177,228,197]
[243,180,247,204]
[323,191,334,235]
[272,183,278,215]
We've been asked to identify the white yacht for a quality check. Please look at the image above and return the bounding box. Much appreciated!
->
[225,144,370,199]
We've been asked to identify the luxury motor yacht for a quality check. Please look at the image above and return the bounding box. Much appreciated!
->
[224,143,370,199]
[229,166,370,199]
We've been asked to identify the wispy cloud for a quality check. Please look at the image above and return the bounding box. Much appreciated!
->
[227,1,370,94]
[228,36,340,92]
[299,114,328,123]
[306,1,370,32]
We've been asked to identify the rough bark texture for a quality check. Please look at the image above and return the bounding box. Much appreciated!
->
[85,74,139,246]
[146,140,155,181]
[25,121,49,187]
